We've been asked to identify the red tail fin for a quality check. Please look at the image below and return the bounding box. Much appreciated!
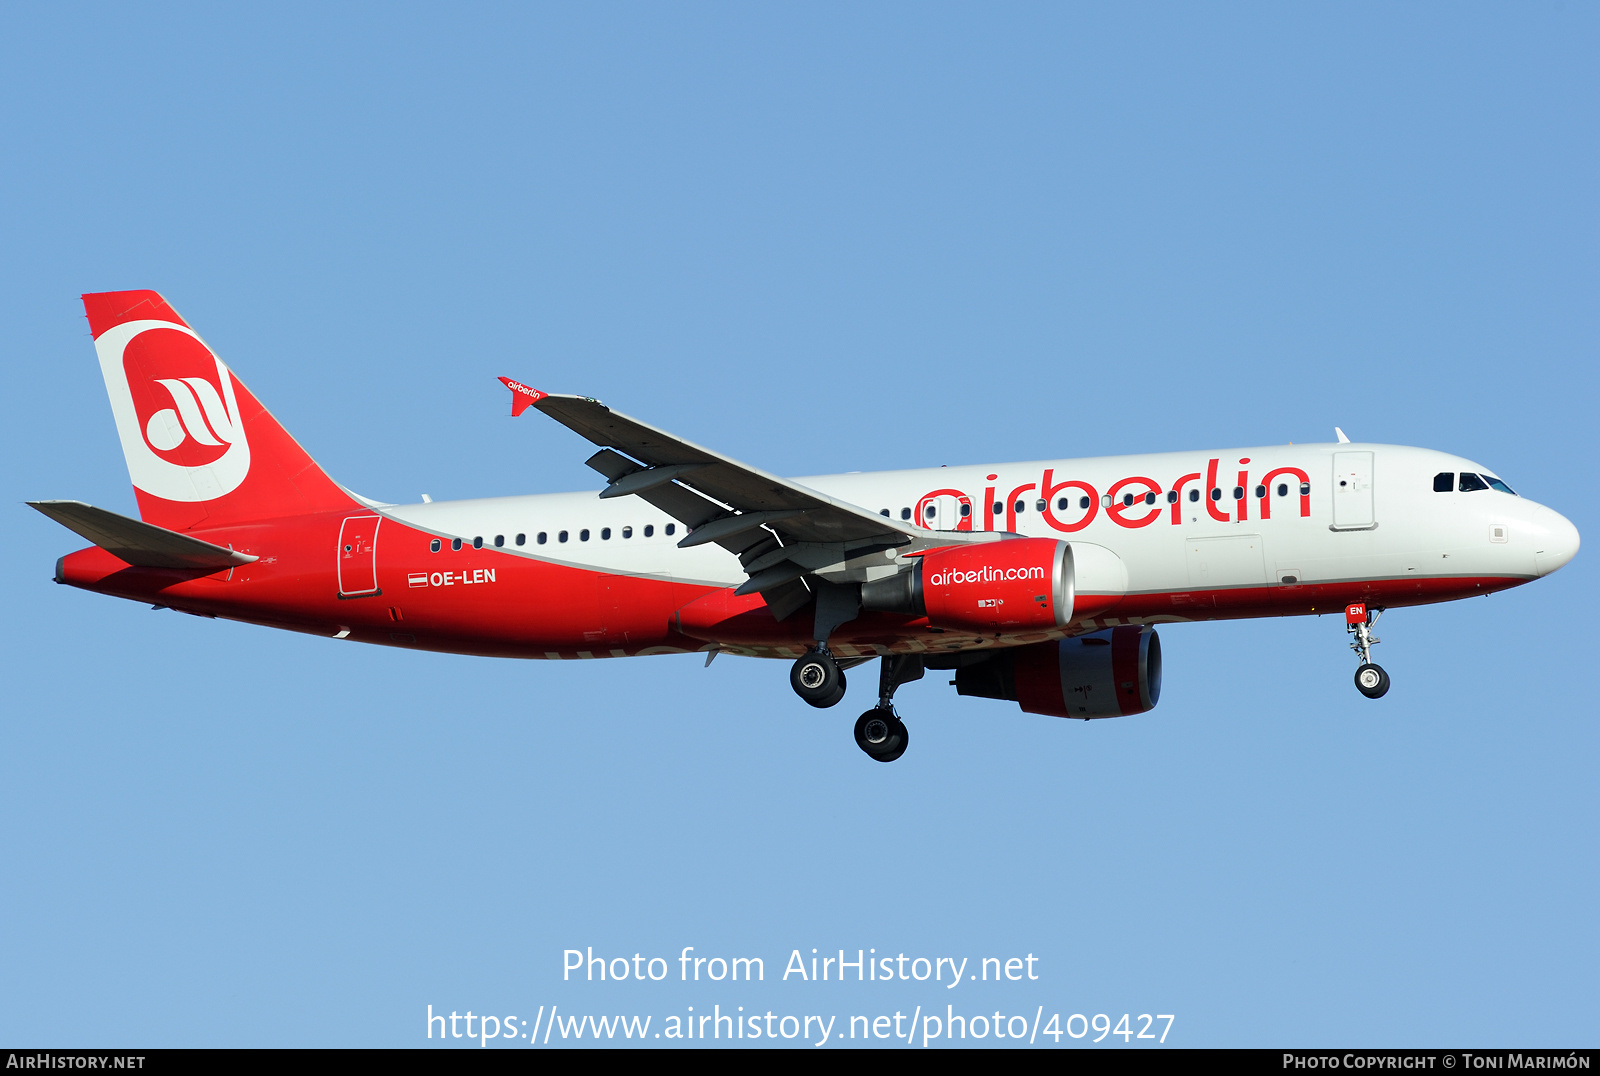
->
[85,290,356,532]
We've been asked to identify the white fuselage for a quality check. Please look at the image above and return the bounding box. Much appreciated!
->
[382,441,1577,614]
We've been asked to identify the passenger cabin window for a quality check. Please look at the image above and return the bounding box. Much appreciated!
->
[622,526,632,538]
[1210,488,1222,501]
[1189,489,1200,503]
[926,505,937,519]
[879,509,890,517]
[537,532,547,544]
[558,531,569,543]
[1299,482,1311,496]
[900,507,911,520]
[1232,487,1244,500]
[429,538,441,552]
[1485,477,1516,495]
[1122,493,1135,507]
[601,527,611,540]
[1079,496,1090,510]
[580,529,591,541]
[1056,498,1069,510]
[959,505,970,518]
[1277,483,1289,497]
[644,524,654,537]
[1254,485,1266,498]
[515,533,525,546]
[1144,492,1156,505]
[1166,491,1178,504]
[494,535,504,547]
[473,536,483,549]
[1014,500,1025,513]
[1459,473,1489,493]
[665,524,675,536]
[993,502,1003,516]
[1433,472,1454,493]
[451,538,462,551]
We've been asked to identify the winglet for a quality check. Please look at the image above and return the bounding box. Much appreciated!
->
[499,377,548,417]
[1334,426,1351,444]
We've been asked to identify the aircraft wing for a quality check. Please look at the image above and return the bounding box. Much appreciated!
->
[521,388,994,617]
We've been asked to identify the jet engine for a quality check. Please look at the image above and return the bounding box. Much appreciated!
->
[861,537,1072,633]
[950,626,1162,719]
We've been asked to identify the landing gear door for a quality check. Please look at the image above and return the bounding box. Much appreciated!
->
[338,514,382,597]
[1331,451,1375,529]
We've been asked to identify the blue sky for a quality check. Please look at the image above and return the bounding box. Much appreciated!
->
[2,3,1595,1047]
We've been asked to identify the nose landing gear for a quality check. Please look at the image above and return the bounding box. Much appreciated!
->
[1346,602,1389,699]
[1355,662,1390,698]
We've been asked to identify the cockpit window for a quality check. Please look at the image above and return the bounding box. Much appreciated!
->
[1458,473,1489,493]
[1433,472,1454,493]
[1483,476,1517,495]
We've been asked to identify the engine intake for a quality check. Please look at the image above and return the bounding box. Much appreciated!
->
[953,626,1162,719]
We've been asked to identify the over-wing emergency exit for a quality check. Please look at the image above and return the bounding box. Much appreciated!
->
[33,292,1580,761]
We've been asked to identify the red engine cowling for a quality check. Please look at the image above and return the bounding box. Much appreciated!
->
[953,626,1162,718]
[916,537,1072,633]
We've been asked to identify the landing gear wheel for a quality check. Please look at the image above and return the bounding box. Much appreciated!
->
[854,708,908,762]
[1355,663,1390,699]
[791,649,845,708]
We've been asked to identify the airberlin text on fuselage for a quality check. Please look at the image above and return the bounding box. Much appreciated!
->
[917,457,1314,533]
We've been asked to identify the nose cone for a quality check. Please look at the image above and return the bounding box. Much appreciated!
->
[1532,507,1580,577]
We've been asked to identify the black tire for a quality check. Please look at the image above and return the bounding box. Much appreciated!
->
[791,650,842,707]
[817,677,847,709]
[854,709,909,762]
[1355,663,1390,699]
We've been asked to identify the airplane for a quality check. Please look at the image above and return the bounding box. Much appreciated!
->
[32,291,1581,762]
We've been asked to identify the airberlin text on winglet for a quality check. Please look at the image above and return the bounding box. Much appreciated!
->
[498,377,548,417]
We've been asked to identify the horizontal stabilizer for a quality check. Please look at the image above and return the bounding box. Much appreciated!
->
[28,500,257,570]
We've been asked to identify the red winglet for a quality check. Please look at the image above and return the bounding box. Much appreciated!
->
[498,376,547,417]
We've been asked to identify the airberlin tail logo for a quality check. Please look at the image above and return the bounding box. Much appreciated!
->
[95,320,251,502]
[143,376,238,455]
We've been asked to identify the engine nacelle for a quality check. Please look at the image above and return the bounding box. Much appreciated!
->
[861,537,1072,633]
[953,626,1162,719]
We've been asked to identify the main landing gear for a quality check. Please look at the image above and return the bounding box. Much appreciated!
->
[1345,602,1390,699]
[787,584,922,762]
[789,583,860,709]
[790,648,847,708]
[854,655,923,764]
[854,710,908,764]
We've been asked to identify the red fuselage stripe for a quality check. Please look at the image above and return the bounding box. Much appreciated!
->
[55,512,1533,659]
